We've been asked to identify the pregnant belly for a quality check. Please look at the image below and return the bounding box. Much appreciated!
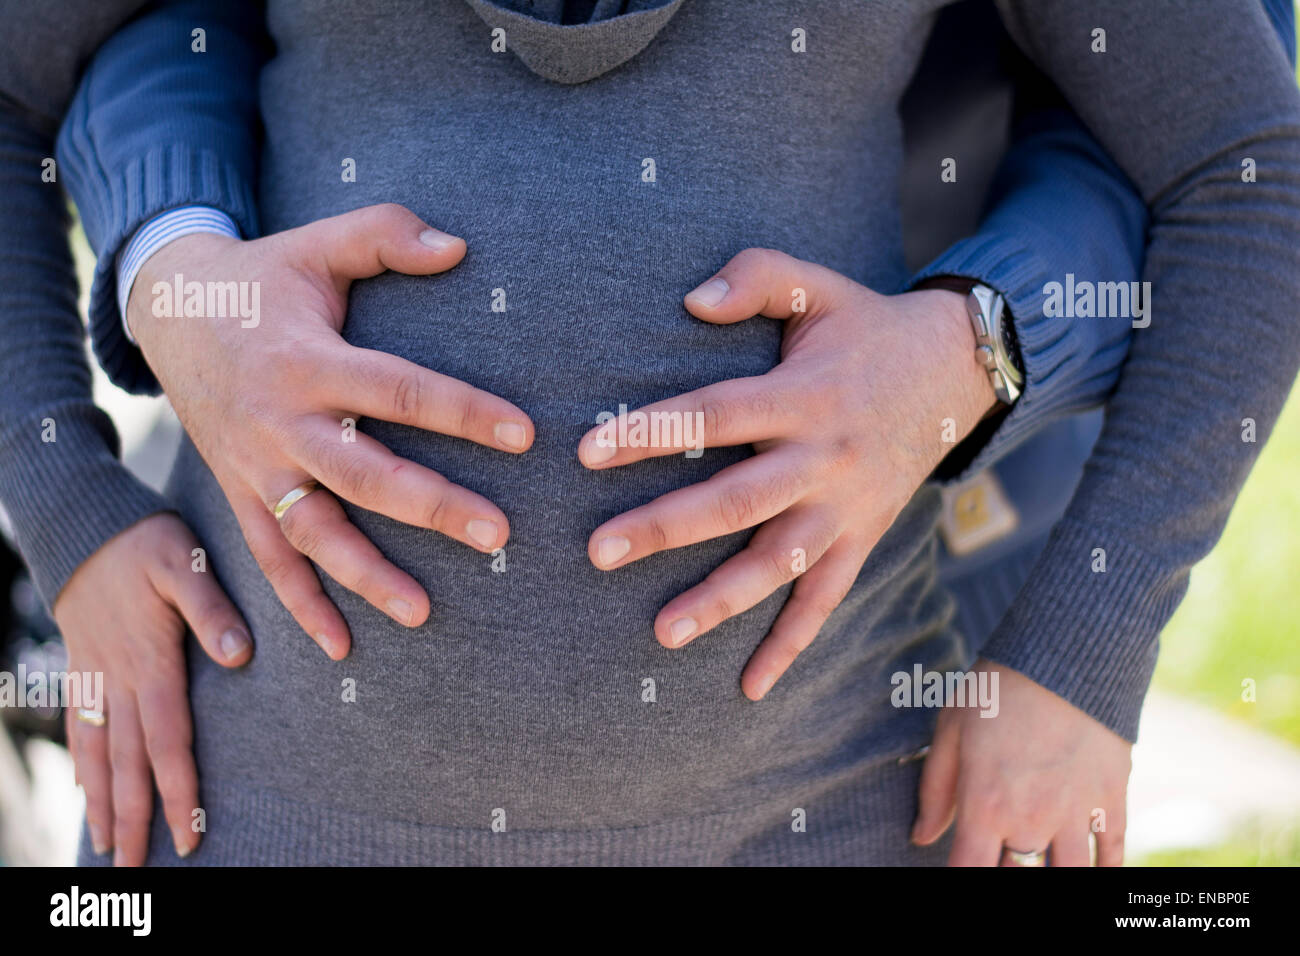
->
[337,246,785,633]
[174,235,946,830]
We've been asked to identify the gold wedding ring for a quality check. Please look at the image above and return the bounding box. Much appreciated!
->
[273,480,322,521]
[75,708,106,727]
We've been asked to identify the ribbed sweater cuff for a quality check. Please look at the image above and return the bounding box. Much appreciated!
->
[912,232,1093,484]
[977,518,1185,743]
[74,144,259,396]
[0,401,171,608]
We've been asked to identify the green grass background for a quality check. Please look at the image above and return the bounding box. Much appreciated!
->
[1153,389,1300,746]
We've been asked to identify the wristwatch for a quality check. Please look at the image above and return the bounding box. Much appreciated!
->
[919,276,1024,406]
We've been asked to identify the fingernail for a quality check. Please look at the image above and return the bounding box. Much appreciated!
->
[669,617,697,647]
[90,826,110,856]
[418,228,459,250]
[172,826,192,858]
[686,277,729,308]
[494,422,527,451]
[386,598,414,626]
[751,671,776,699]
[466,519,499,550]
[583,437,618,466]
[317,633,346,660]
[219,627,251,662]
[113,847,126,867]
[595,535,631,569]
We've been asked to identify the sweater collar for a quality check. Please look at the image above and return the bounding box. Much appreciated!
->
[464,0,686,84]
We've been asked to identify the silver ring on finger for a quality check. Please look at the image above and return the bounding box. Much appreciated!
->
[1002,846,1047,867]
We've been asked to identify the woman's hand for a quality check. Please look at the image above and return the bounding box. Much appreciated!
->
[576,247,997,697]
[54,512,253,866]
[912,659,1133,866]
[128,204,536,659]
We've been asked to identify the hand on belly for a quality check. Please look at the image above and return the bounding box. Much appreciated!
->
[127,203,535,659]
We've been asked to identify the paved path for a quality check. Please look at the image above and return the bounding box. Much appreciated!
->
[1126,689,1300,859]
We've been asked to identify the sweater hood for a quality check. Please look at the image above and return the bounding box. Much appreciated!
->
[463,0,685,84]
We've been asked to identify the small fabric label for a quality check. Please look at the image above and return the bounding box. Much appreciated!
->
[938,469,1019,557]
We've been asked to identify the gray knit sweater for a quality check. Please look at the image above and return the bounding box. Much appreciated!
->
[0,0,168,603]
[16,0,1300,863]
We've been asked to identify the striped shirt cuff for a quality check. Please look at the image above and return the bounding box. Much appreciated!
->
[115,205,241,343]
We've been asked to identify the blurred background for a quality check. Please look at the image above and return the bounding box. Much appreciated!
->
[1,9,1298,868]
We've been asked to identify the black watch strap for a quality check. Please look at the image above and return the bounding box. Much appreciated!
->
[915,275,1024,376]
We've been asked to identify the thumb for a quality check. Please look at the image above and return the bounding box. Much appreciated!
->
[295,202,466,281]
[911,708,961,845]
[148,534,255,669]
[682,246,844,325]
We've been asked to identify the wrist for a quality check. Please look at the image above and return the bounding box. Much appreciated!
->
[918,276,1024,409]
[127,232,242,349]
[914,288,1001,421]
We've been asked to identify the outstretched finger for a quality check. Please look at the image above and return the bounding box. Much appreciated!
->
[328,347,533,452]
[265,475,431,631]
[107,690,153,867]
[652,504,839,652]
[133,649,202,859]
[739,533,864,699]
[294,424,511,554]
[586,446,812,571]
[148,541,253,669]
[577,373,794,469]
[67,708,114,858]
[232,491,352,659]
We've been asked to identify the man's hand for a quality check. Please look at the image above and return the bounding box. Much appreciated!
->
[912,659,1133,866]
[576,248,996,698]
[54,513,253,866]
[129,204,535,659]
